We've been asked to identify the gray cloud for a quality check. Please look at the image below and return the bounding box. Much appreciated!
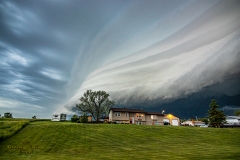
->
[0,0,239,117]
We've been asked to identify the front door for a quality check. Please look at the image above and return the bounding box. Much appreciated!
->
[131,117,134,124]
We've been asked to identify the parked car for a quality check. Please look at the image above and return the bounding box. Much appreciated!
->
[164,122,170,125]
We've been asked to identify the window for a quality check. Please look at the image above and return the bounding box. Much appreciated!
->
[114,112,121,116]
[136,114,144,118]
[151,115,158,120]
[125,112,128,116]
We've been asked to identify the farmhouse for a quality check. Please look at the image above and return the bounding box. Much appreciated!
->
[109,108,180,125]
[51,113,67,121]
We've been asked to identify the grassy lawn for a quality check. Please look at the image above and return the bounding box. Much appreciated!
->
[0,121,239,160]
[0,119,29,141]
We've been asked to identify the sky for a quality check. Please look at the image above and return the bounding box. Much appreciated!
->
[0,0,240,119]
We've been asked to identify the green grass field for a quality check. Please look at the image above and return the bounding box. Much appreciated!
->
[0,119,29,141]
[0,120,239,160]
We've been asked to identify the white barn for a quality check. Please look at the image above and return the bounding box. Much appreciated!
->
[51,113,67,121]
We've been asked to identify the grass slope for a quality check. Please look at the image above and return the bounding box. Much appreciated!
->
[0,121,239,160]
[0,119,29,141]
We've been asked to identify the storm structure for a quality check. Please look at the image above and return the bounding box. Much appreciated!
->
[0,0,239,118]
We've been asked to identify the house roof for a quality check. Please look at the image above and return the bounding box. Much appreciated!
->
[110,108,163,115]
[145,112,163,116]
[163,114,179,118]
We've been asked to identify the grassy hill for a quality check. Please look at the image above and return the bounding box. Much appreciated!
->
[0,119,29,141]
[0,121,239,160]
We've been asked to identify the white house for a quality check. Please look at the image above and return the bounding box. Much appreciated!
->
[226,116,240,124]
[51,113,67,121]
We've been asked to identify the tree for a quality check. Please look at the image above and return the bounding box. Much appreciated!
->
[207,99,226,127]
[4,112,13,118]
[76,90,115,122]
[234,109,240,116]
[71,114,79,122]
[198,118,209,125]
[202,118,209,125]
[32,116,36,119]
[80,113,88,123]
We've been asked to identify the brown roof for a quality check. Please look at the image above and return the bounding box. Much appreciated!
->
[110,108,163,115]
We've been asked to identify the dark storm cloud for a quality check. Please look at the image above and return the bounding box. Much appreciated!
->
[0,0,132,117]
[0,0,239,118]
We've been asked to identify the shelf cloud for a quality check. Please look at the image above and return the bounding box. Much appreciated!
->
[0,0,239,118]
[63,0,240,112]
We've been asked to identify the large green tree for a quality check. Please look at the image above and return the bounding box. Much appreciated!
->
[207,99,226,127]
[76,90,115,122]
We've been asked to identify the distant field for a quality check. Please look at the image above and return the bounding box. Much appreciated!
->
[0,121,239,160]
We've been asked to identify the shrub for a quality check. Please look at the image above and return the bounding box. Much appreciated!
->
[79,113,88,123]
[71,114,79,122]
